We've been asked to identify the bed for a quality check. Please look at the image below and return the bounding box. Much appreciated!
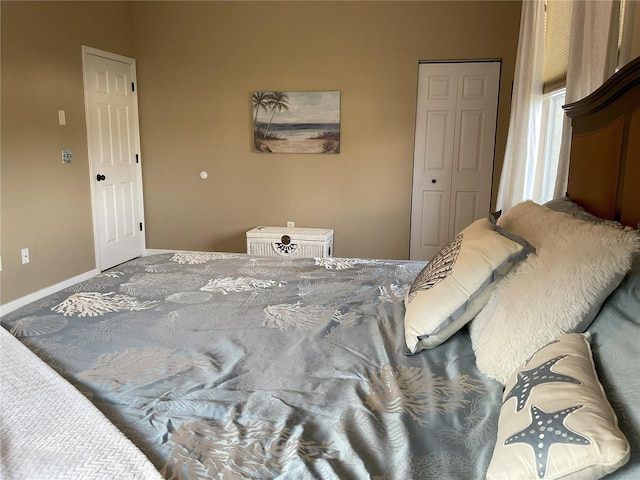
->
[1,57,639,480]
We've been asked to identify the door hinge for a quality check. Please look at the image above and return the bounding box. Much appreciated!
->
[131,82,135,92]
[136,153,139,164]
[139,222,143,232]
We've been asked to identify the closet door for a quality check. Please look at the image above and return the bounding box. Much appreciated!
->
[410,61,500,260]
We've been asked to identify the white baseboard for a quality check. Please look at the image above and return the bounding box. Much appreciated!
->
[1,250,192,317]
[0,269,100,317]
[144,248,181,255]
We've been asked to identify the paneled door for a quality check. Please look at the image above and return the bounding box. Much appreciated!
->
[83,47,145,270]
[410,61,500,260]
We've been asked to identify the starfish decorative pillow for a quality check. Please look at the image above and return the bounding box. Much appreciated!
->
[486,333,629,480]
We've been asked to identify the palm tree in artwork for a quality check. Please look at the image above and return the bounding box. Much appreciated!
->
[263,92,290,139]
[252,92,270,126]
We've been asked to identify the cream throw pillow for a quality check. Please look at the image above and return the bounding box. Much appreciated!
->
[404,216,532,354]
[470,201,639,384]
[487,333,630,480]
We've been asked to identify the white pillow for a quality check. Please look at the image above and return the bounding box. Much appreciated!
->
[470,201,639,384]
[404,216,532,354]
[487,333,630,480]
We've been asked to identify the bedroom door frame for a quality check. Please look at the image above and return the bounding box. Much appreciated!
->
[82,46,146,271]
[409,59,501,260]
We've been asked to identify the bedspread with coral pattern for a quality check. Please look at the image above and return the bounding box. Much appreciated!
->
[1,253,503,479]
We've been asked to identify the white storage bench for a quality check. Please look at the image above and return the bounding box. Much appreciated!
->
[246,226,334,258]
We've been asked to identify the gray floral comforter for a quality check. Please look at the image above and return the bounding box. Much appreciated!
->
[1,252,505,479]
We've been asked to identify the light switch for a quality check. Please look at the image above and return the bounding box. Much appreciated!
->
[58,110,66,125]
[62,149,72,163]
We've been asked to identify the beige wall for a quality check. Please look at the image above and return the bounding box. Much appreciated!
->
[1,1,522,304]
[1,1,135,303]
[133,1,521,254]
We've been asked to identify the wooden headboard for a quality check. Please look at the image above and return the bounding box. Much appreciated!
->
[563,56,640,228]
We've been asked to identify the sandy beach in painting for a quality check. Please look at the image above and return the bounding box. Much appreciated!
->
[259,138,329,154]
[254,121,340,154]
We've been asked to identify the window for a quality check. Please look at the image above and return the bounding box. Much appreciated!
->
[534,0,629,204]
[500,0,632,210]
[534,88,566,203]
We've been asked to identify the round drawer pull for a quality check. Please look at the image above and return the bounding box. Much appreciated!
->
[280,235,291,245]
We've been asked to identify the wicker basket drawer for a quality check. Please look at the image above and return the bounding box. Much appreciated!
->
[246,226,334,258]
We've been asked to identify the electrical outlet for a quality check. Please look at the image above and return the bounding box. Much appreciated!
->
[287,221,295,228]
[21,248,30,265]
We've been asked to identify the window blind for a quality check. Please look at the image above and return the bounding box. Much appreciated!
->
[544,0,573,93]
[544,0,628,93]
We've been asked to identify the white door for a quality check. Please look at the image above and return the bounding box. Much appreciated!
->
[410,61,500,260]
[83,47,145,270]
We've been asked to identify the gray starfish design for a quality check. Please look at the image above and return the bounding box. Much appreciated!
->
[505,404,590,479]
[504,355,582,412]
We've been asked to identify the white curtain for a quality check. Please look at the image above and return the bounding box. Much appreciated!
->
[553,0,621,198]
[496,0,545,212]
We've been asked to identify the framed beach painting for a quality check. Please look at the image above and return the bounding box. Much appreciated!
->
[253,91,340,154]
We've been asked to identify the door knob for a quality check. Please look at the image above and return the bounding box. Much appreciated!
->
[431,179,437,184]
[96,174,106,181]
